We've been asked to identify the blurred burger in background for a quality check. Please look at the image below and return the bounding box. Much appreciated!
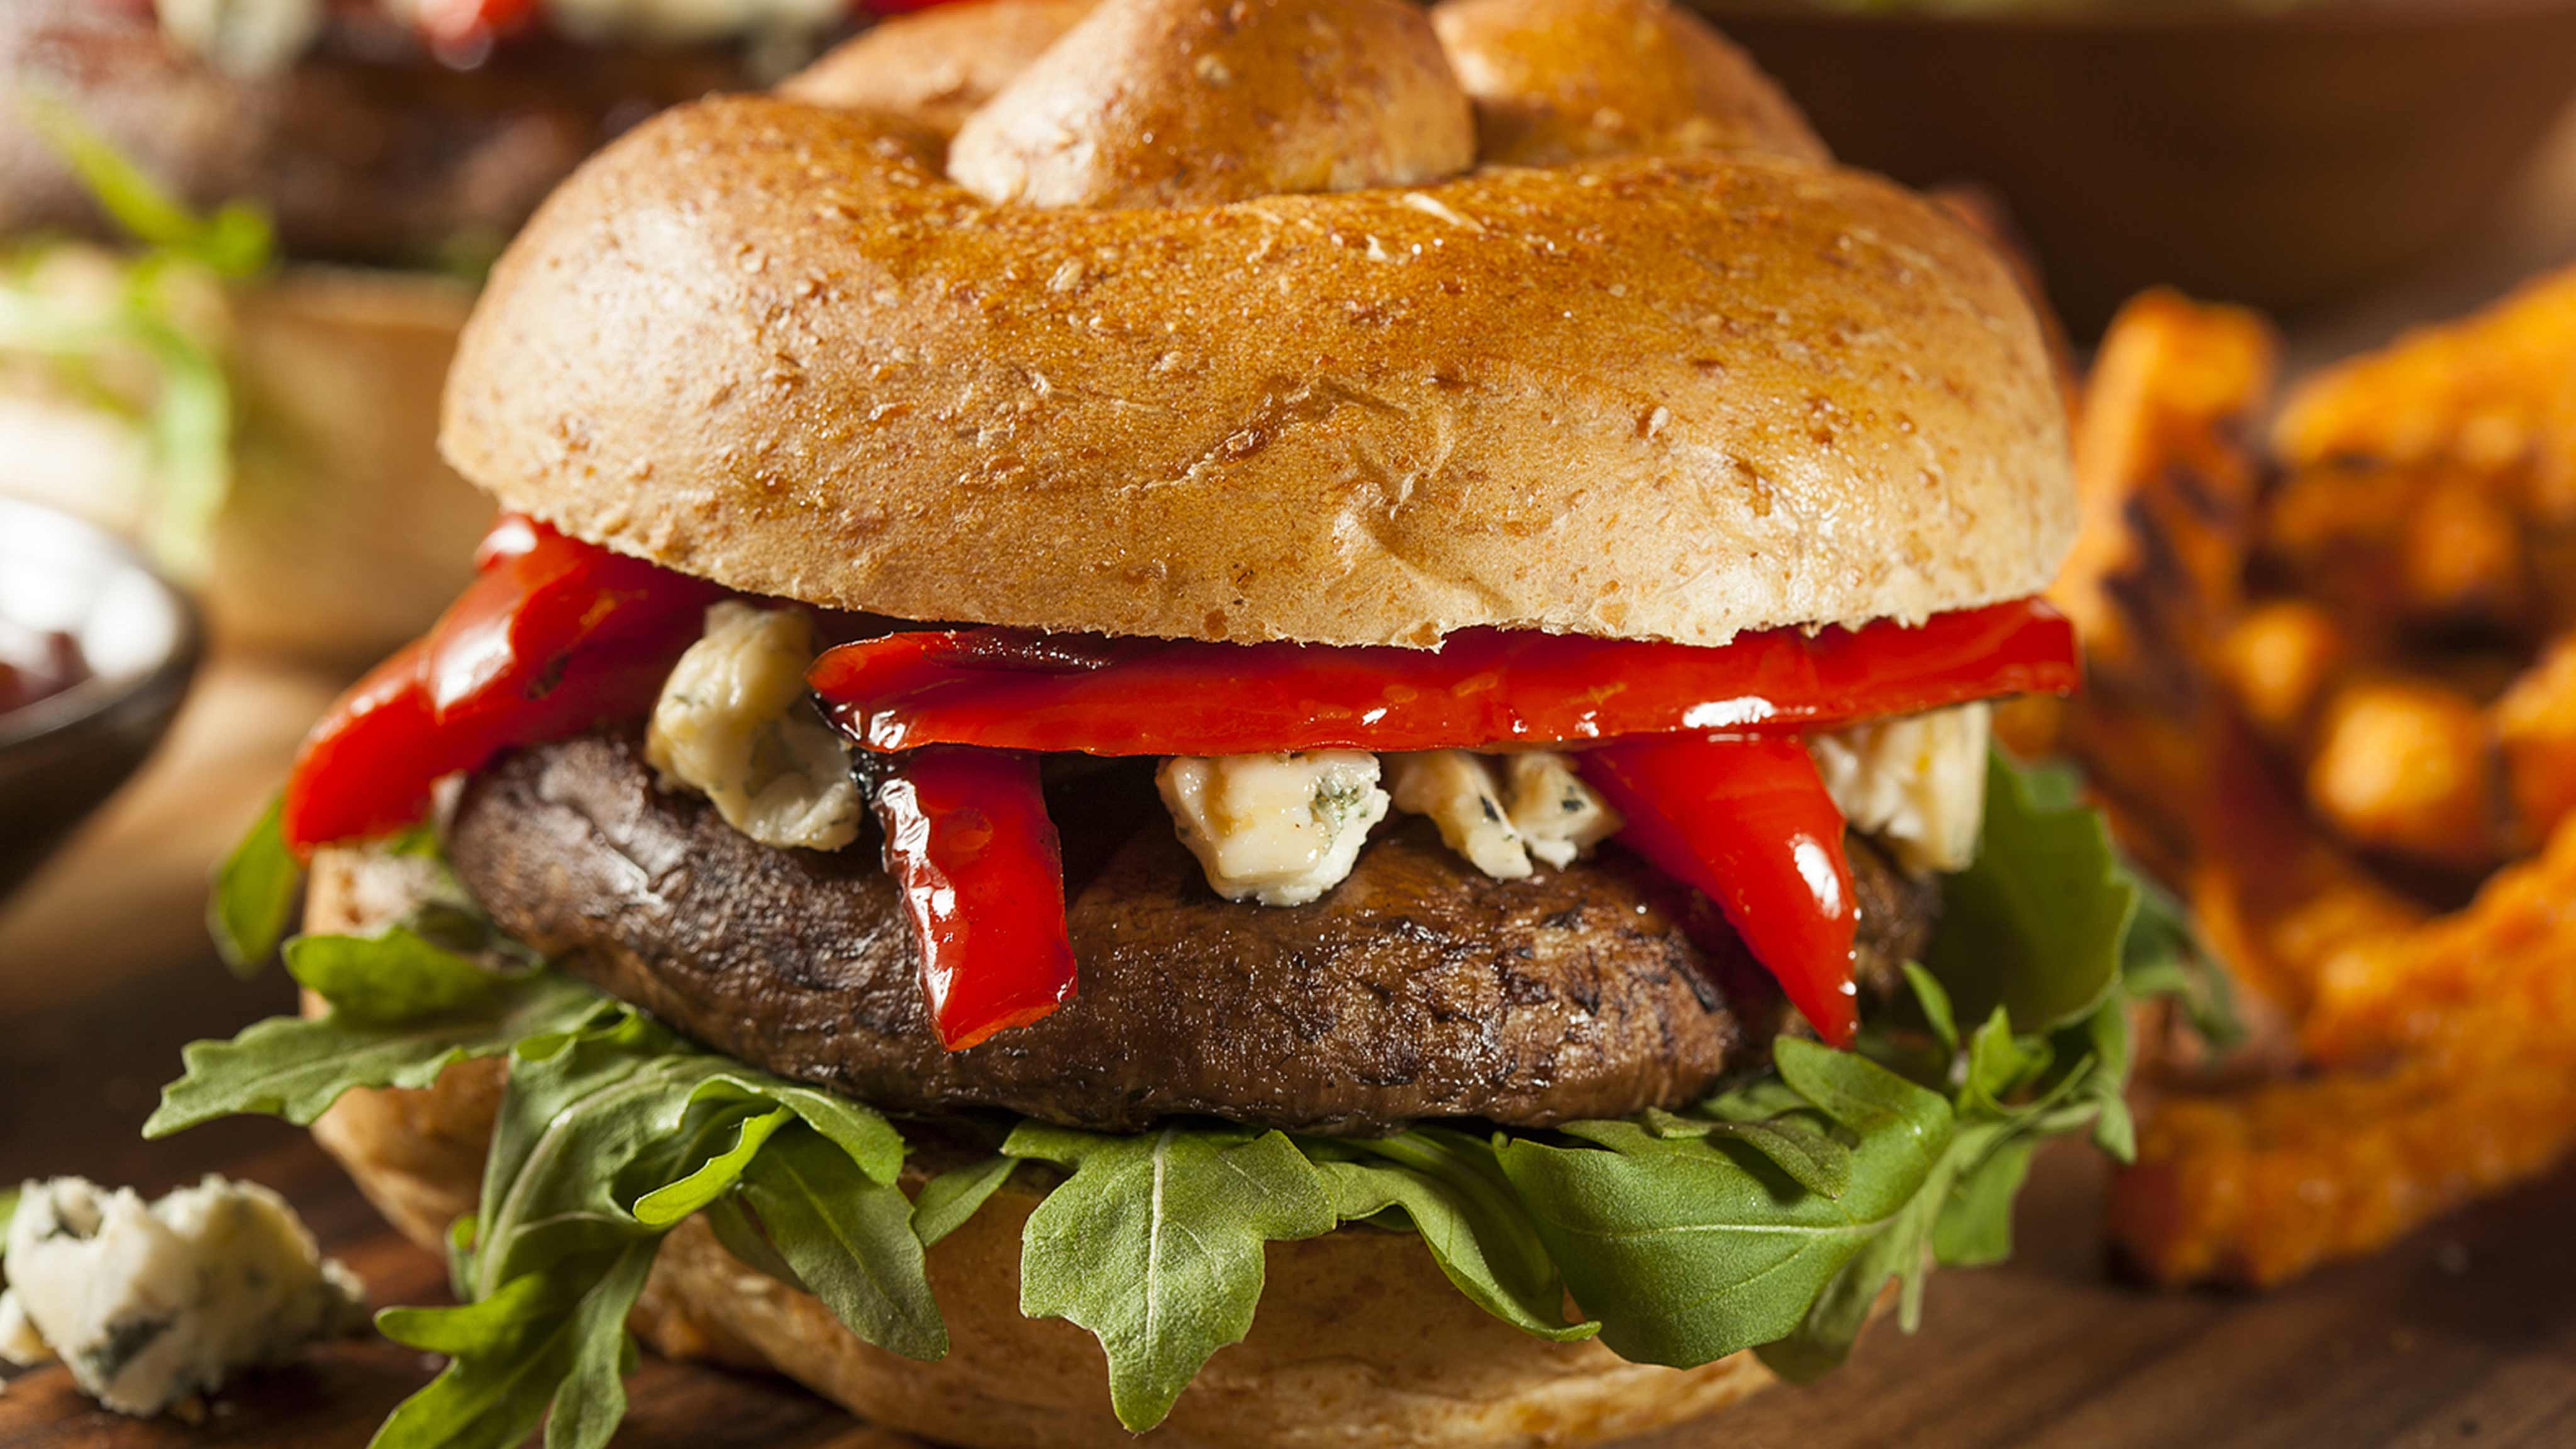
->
[0,0,862,660]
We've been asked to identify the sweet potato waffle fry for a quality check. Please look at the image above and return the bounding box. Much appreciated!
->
[2001,289,2275,876]
[2053,274,2576,1287]
[2275,266,2576,518]
[2119,813,2576,1287]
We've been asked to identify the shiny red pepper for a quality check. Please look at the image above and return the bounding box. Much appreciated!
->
[279,517,723,856]
[286,513,2060,1053]
[808,600,2078,757]
[873,747,1078,1050]
[1576,735,1861,1047]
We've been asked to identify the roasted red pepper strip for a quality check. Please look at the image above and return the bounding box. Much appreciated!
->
[809,600,2078,757]
[279,517,722,856]
[279,638,441,852]
[872,747,1079,1050]
[1576,735,1861,1047]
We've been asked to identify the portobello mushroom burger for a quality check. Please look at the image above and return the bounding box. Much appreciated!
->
[164,0,2193,1442]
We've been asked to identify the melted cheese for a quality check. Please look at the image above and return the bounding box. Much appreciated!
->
[1157,752,1389,906]
[645,602,860,852]
[0,1177,367,1418]
[1809,702,1991,874]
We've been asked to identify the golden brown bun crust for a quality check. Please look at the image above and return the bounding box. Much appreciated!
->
[441,0,2072,648]
[949,0,1475,209]
[775,0,1094,135]
[303,852,1780,1447]
[1431,0,1826,167]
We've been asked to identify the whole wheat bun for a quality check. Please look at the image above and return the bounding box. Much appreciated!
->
[440,0,2073,649]
[303,849,1790,1447]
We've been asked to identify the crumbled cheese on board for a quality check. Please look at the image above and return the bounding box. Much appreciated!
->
[0,1176,367,1418]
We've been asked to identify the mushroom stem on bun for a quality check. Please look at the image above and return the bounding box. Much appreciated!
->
[160,1,2202,1443]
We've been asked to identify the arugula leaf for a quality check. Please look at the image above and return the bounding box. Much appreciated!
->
[1958,1007,2049,1116]
[545,1245,656,1449]
[1931,1133,2038,1268]
[2054,986,2140,1162]
[1753,1163,1943,1382]
[738,1125,946,1362]
[371,1245,655,1449]
[1698,1076,1819,1124]
[626,1069,908,1233]
[1314,1129,1596,1343]
[1497,1042,1951,1367]
[913,1157,1017,1248]
[1565,1114,1854,1201]
[692,1076,904,1185]
[467,1014,727,1297]
[1901,961,1962,1056]
[406,894,545,963]
[1924,751,2138,1033]
[374,1004,937,1448]
[2123,871,2246,1049]
[374,1265,564,1358]
[208,797,296,975]
[145,972,606,1137]
[1004,1123,1338,1430]
[161,747,2192,1438]
[284,929,506,1024]
[443,1216,477,1302]
[703,1195,810,1294]
[631,1107,794,1228]
[1757,818,2174,1382]
[134,308,230,578]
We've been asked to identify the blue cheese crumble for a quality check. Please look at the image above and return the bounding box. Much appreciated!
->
[1157,751,1391,905]
[647,601,863,852]
[0,1176,367,1418]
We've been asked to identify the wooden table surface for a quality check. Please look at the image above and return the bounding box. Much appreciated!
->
[6,103,2576,1449]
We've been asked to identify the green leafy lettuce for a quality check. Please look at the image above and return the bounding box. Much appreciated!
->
[158,885,935,1449]
[165,748,2210,1438]
[1003,1125,1338,1428]
[3,94,273,579]
[207,797,296,975]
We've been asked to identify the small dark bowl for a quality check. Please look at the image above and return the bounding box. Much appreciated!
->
[0,499,203,901]
[1701,0,2576,334]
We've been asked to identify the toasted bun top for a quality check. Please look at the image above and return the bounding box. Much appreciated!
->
[442,0,2072,647]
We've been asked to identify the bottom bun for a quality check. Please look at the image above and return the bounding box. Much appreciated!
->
[306,852,1790,1448]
